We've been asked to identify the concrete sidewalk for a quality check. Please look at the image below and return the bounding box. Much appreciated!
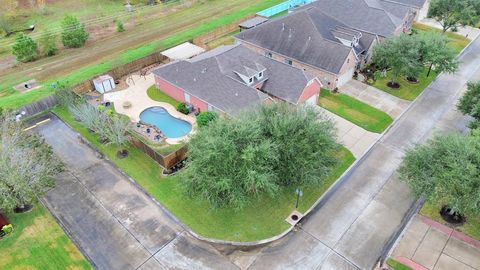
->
[391,215,480,270]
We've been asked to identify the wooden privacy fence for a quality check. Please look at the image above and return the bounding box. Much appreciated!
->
[129,136,188,169]
[19,95,58,117]
[72,52,168,95]
[192,14,255,48]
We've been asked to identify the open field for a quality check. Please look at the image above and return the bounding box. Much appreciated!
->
[372,23,470,101]
[0,0,284,109]
[318,88,393,133]
[53,105,356,241]
[0,204,92,270]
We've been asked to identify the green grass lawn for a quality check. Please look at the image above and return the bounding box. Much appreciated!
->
[420,201,480,240]
[146,84,181,107]
[387,258,413,270]
[0,204,92,270]
[372,68,438,101]
[413,22,470,55]
[371,23,470,101]
[0,0,284,110]
[53,105,356,241]
[319,88,393,133]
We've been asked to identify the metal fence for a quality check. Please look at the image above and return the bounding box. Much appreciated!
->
[257,0,315,17]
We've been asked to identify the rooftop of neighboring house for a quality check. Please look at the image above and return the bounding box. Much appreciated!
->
[236,8,378,75]
[152,44,318,115]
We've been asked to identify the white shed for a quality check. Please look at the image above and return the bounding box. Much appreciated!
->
[161,42,206,61]
[93,75,115,94]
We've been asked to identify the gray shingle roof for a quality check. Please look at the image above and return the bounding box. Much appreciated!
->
[236,8,378,74]
[384,0,427,8]
[152,45,317,114]
[239,16,269,29]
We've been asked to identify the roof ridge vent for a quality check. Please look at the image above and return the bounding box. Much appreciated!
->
[201,67,207,73]
[193,77,196,82]
[289,28,293,38]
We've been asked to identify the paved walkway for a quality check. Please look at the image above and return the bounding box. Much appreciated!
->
[391,215,480,270]
[339,80,411,119]
[318,107,380,158]
[35,116,238,270]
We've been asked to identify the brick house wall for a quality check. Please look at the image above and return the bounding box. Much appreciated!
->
[298,79,322,103]
[239,40,357,89]
[154,75,210,112]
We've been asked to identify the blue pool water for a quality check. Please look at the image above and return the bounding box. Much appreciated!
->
[139,107,192,138]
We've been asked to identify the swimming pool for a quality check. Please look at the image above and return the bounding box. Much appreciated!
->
[139,107,192,138]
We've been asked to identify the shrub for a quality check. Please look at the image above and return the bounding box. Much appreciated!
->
[12,33,38,63]
[61,15,89,48]
[40,30,58,56]
[196,111,218,127]
[176,103,189,114]
[2,224,13,234]
[116,20,125,32]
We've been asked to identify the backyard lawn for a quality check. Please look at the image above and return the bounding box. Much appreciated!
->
[371,23,470,101]
[147,85,181,107]
[420,202,480,240]
[318,88,393,133]
[53,106,356,241]
[0,204,91,270]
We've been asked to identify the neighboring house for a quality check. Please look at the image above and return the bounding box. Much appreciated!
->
[236,0,426,89]
[152,44,322,115]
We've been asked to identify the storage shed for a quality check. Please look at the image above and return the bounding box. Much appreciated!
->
[239,16,269,31]
[93,75,115,94]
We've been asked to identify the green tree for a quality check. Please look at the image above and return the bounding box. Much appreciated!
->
[418,32,459,77]
[196,111,217,127]
[372,34,422,87]
[183,103,339,208]
[0,114,63,212]
[458,81,480,129]
[61,15,89,48]
[12,32,38,63]
[428,0,480,33]
[39,29,58,56]
[398,132,480,218]
[116,20,125,32]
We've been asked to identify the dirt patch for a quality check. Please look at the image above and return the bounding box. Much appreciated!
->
[18,215,63,242]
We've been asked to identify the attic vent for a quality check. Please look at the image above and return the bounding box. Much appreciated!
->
[235,93,239,97]
[193,78,197,82]
[288,29,292,38]
[201,68,207,73]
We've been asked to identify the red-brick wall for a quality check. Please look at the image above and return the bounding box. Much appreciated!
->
[298,79,321,103]
[154,75,209,111]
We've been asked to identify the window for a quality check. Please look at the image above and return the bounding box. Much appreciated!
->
[265,51,273,58]
[249,77,253,83]
[258,72,263,79]
[285,59,293,65]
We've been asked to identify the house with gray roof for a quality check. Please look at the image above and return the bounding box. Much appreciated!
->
[236,0,426,89]
[152,44,322,115]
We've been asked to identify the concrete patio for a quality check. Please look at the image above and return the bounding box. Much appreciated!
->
[339,80,411,119]
[103,73,196,144]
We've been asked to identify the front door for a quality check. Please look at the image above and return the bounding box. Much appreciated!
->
[184,92,191,103]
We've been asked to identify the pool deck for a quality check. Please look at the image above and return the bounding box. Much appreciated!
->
[104,73,196,144]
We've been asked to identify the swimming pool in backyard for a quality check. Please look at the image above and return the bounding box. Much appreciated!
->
[139,107,192,138]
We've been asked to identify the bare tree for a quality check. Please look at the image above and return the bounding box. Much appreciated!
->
[0,114,63,213]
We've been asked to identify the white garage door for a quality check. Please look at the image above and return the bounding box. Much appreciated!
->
[337,68,355,87]
[305,93,318,106]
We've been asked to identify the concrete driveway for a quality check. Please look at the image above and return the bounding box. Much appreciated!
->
[339,80,411,118]
[318,107,380,158]
[35,116,238,270]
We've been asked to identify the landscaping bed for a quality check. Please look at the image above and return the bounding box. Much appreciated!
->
[53,106,356,242]
[420,201,480,240]
[146,85,181,108]
[318,88,393,133]
[0,204,92,270]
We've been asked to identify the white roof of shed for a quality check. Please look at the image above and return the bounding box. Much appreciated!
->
[161,42,206,60]
[93,74,113,84]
